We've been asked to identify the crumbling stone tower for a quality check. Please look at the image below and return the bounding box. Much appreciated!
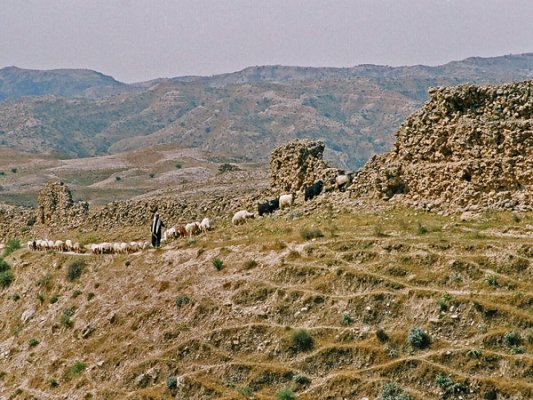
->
[37,182,88,226]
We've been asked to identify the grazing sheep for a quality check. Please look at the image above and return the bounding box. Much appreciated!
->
[65,239,73,251]
[27,240,36,251]
[258,198,280,216]
[47,240,55,250]
[90,244,101,254]
[54,240,65,252]
[72,242,83,253]
[232,210,255,225]
[129,242,139,253]
[199,218,211,233]
[279,194,295,209]
[162,227,177,242]
[176,226,187,238]
[140,241,150,250]
[113,242,124,254]
[335,174,352,191]
[304,180,324,201]
[185,222,200,237]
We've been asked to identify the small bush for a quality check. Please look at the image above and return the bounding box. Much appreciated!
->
[293,374,310,385]
[503,331,522,347]
[0,171,4,176]
[37,293,45,303]
[0,257,10,272]
[436,374,466,397]
[176,294,190,307]
[292,329,314,352]
[0,270,14,288]
[166,376,178,389]
[66,260,85,281]
[243,259,258,270]
[373,224,387,237]
[300,227,324,240]
[212,257,224,271]
[37,273,52,290]
[11,293,20,301]
[115,176,121,182]
[3,239,20,256]
[28,338,40,347]
[510,345,525,354]
[68,361,86,377]
[415,223,429,235]
[276,387,296,400]
[11,168,17,173]
[376,328,389,342]
[485,274,498,287]
[60,308,75,328]
[218,163,239,173]
[72,289,82,298]
[124,260,131,267]
[385,344,399,358]
[175,163,182,169]
[407,326,430,349]
[87,292,95,301]
[341,313,353,325]
[238,386,253,397]
[381,382,412,400]
[48,378,59,388]
[438,292,452,311]
[149,173,155,178]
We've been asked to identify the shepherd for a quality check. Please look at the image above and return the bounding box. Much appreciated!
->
[151,212,165,248]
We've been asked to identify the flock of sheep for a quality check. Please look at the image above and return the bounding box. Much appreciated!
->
[25,174,352,255]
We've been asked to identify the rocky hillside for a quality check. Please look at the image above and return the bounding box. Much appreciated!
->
[0,66,131,101]
[1,53,533,168]
[351,80,533,213]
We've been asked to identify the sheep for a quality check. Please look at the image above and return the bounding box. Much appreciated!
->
[279,194,295,209]
[65,239,73,252]
[47,240,55,250]
[335,174,352,191]
[72,242,83,253]
[176,226,187,238]
[258,198,280,216]
[232,210,255,225]
[199,218,211,233]
[54,240,65,252]
[140,241,150,250]
[162,227,177,242]
[304,180,324,201]
[185,222,200,237]
[113,242,123,254]
[27,240,36,251]
[91,244,101,254]
[129,242,140,253]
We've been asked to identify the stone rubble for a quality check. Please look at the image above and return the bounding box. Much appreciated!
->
[350,81,533,212]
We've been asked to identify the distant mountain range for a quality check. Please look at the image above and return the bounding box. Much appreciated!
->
[1,53,532,168]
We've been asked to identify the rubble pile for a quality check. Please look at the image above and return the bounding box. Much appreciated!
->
[351,81,533,212]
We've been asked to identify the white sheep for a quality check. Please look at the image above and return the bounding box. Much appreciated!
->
[65,239,74,252]
[232,210,255,225]
[335,174,352,191]
[140,241,150,250]
[90,244,101,254]
[129,241,139,253]
[185,222,200,237]
[199,218,211,233]
[27,240,36,251]
[72,242,83,253]
[162,227,177,242]
[54,240,64,252]
[279,193,295,209]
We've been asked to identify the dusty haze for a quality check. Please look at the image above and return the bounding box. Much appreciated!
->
[1,0,533,82]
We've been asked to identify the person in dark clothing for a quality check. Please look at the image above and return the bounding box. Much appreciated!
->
[151,212,165,248]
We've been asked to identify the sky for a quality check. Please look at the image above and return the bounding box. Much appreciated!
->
[1,0,533,83]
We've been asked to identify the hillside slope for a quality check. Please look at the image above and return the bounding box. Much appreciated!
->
[0,206,531,399]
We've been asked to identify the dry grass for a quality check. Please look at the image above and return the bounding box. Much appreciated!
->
[0,207,532,399]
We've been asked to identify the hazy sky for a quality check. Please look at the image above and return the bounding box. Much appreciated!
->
[1,0,533,82]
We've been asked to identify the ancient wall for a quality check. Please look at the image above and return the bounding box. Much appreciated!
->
[269,139,339,193]
[351,81,533,212]
[37,182,88,227]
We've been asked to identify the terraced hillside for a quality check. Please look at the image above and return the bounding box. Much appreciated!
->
[1,204,531,399]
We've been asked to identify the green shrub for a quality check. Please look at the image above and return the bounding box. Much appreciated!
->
[276,387,296,400]
[166,376,178,389]
[37,293,45,303]
[212,257,224,271]
[66,260,84,281]
[243,259,258,270]
[49,294,59,304]
[381,382,412,400]
[438,292,452,311]
[72,289,82,298]
[149,173,155,178]
[0,257,10,272]
[503,331,522,347]
[28,338,40,347]
[510,345,525,354]
[3,239,20,256]
[0,270,14,288]
[175,163,182,169]
[376,328,389,342]
[435,374,466,397]
[60,308,75,328]
[299,227,324,240]
[87,292,95,301]
[341,313,353,325]
[415,223,429,235]
[48,378,59,387]
[238,386,253,397]
[407,326,430,349]
[293,374,310,385]
[176,294,190,307]
[115,176,121,182]
[68,361,86,377]
[11,168,17,174]
[292,329,314,352]
[485,274,498,287]
[11,293,20,301]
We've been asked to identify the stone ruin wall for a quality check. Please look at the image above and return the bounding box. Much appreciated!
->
[351,81,533,212]
[269,139,340,193]
[37,182,88,227]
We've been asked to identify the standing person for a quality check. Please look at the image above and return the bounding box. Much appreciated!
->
[151,212,164,248]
